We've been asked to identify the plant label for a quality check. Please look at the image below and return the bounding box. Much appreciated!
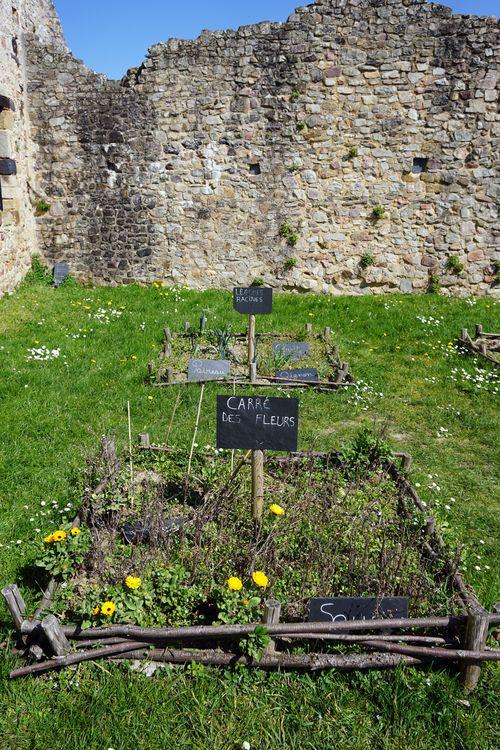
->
[217,395,298,451]
[53,262,69,287]
[233,287,273,315]
[188,359,231,382]
[308,597,409,622]
[272,341,310,360]
[275,368,319,383]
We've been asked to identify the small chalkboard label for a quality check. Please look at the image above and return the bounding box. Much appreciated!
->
[188,359,231,382]
[233,287,273,315]
[275,368,319,383]
[217,395,298,451]
[272,341,310,360]
[308,597,409,623]
[53,262,69,287]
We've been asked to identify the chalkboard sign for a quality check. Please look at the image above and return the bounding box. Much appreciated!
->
[188,359,231,382]
[308,597,408,623]
[233,287,273,315]
[53,262,69,287]
[217,395,298,451]
[275,368,319,383]
[272,341,310,360]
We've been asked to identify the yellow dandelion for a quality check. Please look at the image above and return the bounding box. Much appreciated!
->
[147,396,154,401]
[243,599,250,606]
[270,504,285,516]
[92,606,99,616]
[52,530,67,542]
[101,601,116,617]
[131,355,137,360]
[252,571,269,588]
[125,576,142,590]
[43,533,55,544]
[70,527,81,536]
[227,576,243,592]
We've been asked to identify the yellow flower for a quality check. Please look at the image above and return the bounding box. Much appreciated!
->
[227,576,243,592]
[252,571,269,588]
[270,504,285,516]
[131,355,137,360]
[70,527,81,536]
[52,530,67,542]
[92,606,99,616]
[101,601,116,617]
[44,533,55,544]
[243,599,250,606]
[125,576,142,590]
[147,396,154,401]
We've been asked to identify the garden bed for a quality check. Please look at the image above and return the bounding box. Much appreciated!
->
[459,325,499,367]
[4,433,498,684]
[148,323,353,391]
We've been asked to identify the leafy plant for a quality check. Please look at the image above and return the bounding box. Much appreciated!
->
[492,260,500,274]
[239,625,270,660]
[371,205,385,220]
[290,91,300,101]
[258,351,295,376]
[445,256,464,274]
[284,257,298,272]
[251,277,264,287]
[279,223,299,247]
[427,272,441,294]
[214,588,261,625]
[359,254,374,270]
[23,255,52,286]
[35,526,91,580]
[296,121,306,132]
[348,146,358,159]
[209,325,233,359]
[35,199,50,215]
[341,427,393,476]
[288,164,300,173]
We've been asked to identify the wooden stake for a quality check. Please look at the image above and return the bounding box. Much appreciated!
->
[1,585,26,630]
[127,401,133,483]
[251,449,264,528]
[41,615,71,657]
[305,323,312,333]
[461,603,490,692]
[139,433,150,449]
[263,599,281,655]
[248,314,256,370]
[187,384,205,480]
[250,362,257,383]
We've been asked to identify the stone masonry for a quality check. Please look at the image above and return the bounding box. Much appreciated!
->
[0,0,499,296]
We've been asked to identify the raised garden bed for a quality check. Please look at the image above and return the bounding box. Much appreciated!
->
[148,323,353,391]
[459,325,499,367]
[3,434,499,686]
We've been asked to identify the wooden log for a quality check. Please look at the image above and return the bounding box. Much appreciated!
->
[263,599,281,655]
[475,324,483,338]
[10,640,151,679]
[32,579,58,622]
[41,615,71,657]
[138,432,150,449]
[164,327,172,342]
[163,341,172,357]
[361,639,499,663]
[251,449,265,527]
[461,604,490,691]
[460,328,468,342]
[250,362,257,384]
[1,585,26,629]
[278,634,451,646]
[166,367,174,383]
[248,314,256,366]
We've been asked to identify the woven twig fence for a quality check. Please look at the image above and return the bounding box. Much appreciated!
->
[459,325,499,367]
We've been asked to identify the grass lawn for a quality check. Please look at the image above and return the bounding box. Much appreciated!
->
[0,272,498,749]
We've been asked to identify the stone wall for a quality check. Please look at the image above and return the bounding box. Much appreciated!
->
[0,0,66,294]
[3,0,500,296]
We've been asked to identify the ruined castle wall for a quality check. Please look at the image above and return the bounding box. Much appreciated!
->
[0,0,66,294]
[5,0,500,295]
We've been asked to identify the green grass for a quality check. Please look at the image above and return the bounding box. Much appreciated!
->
[0,276,498,749]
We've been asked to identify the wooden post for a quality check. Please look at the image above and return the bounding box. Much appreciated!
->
[200,311,207,333]
[166,367,174,383]
[305,323,312,333]
[400,453,412,472]
[1,584,26,630]
[139,432,150,449]
[250,362,257,384]
[41,614,71,657]
[164,327,172,342]
[163,341,172,357]
[263,599,281,655]
[248,314,256,366]
[185,321,191,333]
[475,324,483,338]
[461,604,490,692]
[425,517,436,537]
[460,328,468,343]
[148,361,156,378]
[324,327,331,338]
[251,449,264,529]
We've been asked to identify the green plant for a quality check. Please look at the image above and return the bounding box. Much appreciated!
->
[348,146,358,159]
[445,256,464,274]
[251,277,264,287]
[493,275,500,286]
[296,121,306,132]
[427,272,441,294]
[284,257,298,272]
[371,205,385,220]
[239,625,270,660]
[35,526,91,580]
[213,587,261,625]
[35,199,50,215]
[290,91,300,101]
[288,164,300,172]
[258,351,295,375]
[492,260,500,274]
[279,223,299,247]
[359,254,374,270]
[208,325,233,359]
[23,255,52,286]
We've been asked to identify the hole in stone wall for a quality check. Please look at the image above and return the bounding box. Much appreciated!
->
[412,157,428,174]
[0,179,3,212]
[249,163,261,175]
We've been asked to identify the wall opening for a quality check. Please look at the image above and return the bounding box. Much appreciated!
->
[412,157,428,174]
[249,163,261,175]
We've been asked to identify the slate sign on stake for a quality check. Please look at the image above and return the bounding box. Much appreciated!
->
[308,597,409,622]
[275,368,319,383]
[188,359,231,382]
[217,395,298,451]
[272,341,310,360]
[53,262,69,287]
[233,287,273,315]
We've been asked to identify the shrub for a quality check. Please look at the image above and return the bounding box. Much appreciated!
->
[23,255,51,286]
[35,199,50,215]
[445,256,464,274]
[284,257,298,272]
[371,205,385,220]
[427,272,441,294]
[359,254,374,270]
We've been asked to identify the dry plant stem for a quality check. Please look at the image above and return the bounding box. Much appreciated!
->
[187,384,205,481]
[166,388,182,446]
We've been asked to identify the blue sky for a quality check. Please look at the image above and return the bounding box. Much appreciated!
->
[52,0,499,79]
